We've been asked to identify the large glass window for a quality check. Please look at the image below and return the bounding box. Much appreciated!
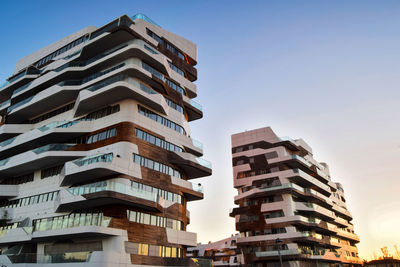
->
[166,79,186,96]
[138,105,186,135]
[135,128,183,153]
[168,61,185,77]
[127,210,183,230]
[132,153,182,179]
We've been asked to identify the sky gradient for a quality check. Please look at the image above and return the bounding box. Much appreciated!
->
[1,0,399,260]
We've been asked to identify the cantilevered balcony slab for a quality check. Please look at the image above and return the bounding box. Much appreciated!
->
[61,156,137,186]
[0,185,18,199]
[267,154,314,175]
[169,152,212,179]
[336,229,360,242]
[332,204,353,221]
[182,95,202,122]
[0,144,86,176]
[0,74,38,100]
[0,124,31,142]
[181,137,203,157]
[56,179,166,212]
[0,121,92,159]
[6,84,79,123]
[170,176,203,201]
[74,74,169,117]
[294,202,336,221]
[31,225,122,241]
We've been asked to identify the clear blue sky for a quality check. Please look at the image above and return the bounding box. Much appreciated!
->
[1,0,400,259]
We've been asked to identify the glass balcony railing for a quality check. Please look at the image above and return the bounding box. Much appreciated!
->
[72,153,114,167]
[191,139,203,150]
[255,249,300,257]
[12,82,33,97]
[6,252,92,264]
[195,157,212,169]
[0,81,10,90]
[0,158,11,167]
[192,183,204,194]
[7,96,34,113]
[301,231,323,239]
[33,212,111,232]
[279,136,295,143]
[0,137,16,147]
[291,155,313,168]
[38,121,70,132]
[67,180,160,204]
[85,74,159,97]
[56,43,129,73]
[299,215,322,224]
[32,144,75,154]
[189,99,202,111]
[7,68,40,85]
[0,99,10,109]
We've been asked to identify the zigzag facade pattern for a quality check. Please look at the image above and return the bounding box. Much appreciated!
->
[0,14,211,266]
[230,127,362,267]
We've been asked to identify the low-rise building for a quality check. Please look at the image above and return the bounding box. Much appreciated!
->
[188,234,244,266]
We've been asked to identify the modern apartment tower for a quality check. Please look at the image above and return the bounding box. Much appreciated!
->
[230,127,361,267]
[0,14,211,266]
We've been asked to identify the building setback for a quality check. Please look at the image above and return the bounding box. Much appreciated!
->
[230,126,362,267]
[0,14,211,266]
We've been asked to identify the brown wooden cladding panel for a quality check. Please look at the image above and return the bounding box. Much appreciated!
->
[130,255,197,266]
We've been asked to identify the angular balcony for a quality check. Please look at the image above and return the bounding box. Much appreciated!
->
[61,153,128,186]
[290,215,337,235]
[333,216,349,228]
[56,178,164,212]
[169,151,212,179]
[0,67,40,98]
[0,124,32,142]
[0,144,86,176]
[0,120,92,159]
[182,95,202,122]
[255,249,300,258]
[31,212,124,241]
[74,73,169,117]
[0,226,33,244]
[336,229,360,243]
[0,185,18,199]
[182,137,203,157]
[165,228,197,246]
[294,202,336,221]
[332,204,353,221]
[0,251,92,264]
[170,176,203,201]
[267,154,316,176]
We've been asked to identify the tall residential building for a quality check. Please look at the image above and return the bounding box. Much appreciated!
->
[0,14,211,266]
[230,127,362,267]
